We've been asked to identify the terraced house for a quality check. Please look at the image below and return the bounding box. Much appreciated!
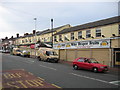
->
[14,24,71,56]
[53,16,120,67]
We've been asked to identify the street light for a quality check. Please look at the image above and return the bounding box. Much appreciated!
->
[51,19,53,48]
[34,18,37,58]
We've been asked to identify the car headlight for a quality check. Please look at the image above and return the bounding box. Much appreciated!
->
[100,66,104,68]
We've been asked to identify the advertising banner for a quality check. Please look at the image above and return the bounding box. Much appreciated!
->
[53,39,110,49]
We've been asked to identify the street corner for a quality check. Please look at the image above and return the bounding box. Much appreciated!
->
[2,69,61,89]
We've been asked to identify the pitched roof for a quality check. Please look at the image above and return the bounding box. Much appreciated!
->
[37,24,70,35]
[54,16,120,35]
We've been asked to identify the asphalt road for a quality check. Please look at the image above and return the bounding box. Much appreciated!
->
[1,53,120,88]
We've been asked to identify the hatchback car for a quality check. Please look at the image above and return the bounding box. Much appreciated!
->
[73,57,108,72]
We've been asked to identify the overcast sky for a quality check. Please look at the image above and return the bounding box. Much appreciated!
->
[0,0,119,39]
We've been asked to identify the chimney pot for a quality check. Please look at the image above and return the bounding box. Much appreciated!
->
[16,33,19,38]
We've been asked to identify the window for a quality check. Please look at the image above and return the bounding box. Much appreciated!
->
[96,29,101,37]
[64,35,69,41]
[77,59,84,62]
[86,30,91,38]
[54,36,57,42]
[29,39,31,42]
[44,38,46,42]
[78,31,82,39]
[71,33,74,40]
[22,40,24,43]
[119,25,120,34]
[59,35,63,41]
[25,39,28,42]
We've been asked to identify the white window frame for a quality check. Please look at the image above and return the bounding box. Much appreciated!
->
[86,30,91,38]
[96,28,101,37]
[78,31,82,39]
[71,32,74,40]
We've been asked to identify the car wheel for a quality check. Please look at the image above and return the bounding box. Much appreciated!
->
[93,67,98,73]
[73,65,78,70]
[38,57,41,61]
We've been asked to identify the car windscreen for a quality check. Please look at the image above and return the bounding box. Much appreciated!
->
[16,50,22,52]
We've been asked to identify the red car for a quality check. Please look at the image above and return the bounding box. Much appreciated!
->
[73,57,108,73]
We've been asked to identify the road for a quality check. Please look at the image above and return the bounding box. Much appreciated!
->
[1,53,120,88]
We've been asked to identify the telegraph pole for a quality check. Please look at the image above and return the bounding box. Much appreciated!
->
[34,18,37,58]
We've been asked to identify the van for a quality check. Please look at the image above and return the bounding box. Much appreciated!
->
[12,48,22,56]
[37,48,59,63]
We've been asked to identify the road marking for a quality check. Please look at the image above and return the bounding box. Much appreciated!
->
[70,73,119,86]
[51,84,61,88]
[109,81,120,86]
[39,65,57,70]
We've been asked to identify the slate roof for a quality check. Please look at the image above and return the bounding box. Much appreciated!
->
[37,24,70,35]
[54,16,120,35]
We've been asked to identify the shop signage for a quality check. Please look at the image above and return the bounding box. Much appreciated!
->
[53,39,110,49]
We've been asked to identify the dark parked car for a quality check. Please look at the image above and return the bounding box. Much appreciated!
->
[73,57,108,73]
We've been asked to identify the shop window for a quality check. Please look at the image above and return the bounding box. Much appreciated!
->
[96,29,101,37]
[78,31,82,39]
[71,33,74,40]
[86,30,91,38]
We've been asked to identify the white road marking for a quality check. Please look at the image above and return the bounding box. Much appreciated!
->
[39,65,57,70]
[109,81,120,86]
[70,73,119,86]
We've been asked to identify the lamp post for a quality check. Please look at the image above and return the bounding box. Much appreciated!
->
[51,19,53,48]
[34,18,37,58]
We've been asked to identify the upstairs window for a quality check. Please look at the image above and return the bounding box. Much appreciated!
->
[78,31,82,39]
[119,25,120,34]
[59,35,63,41]
[54,36,57,42]
[64,35,69,41]
[25,39,28,42]
[22,40,24,43]
[86,30,91,38]
[29,39,31,42]
[71,33,74,40]
[96,29,101,37]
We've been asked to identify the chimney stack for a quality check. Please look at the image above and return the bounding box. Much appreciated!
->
[24,33,29,36]
[33,30,36,34]
[5,37,8,39]
[16,33,19,38]
[11,36,13,39]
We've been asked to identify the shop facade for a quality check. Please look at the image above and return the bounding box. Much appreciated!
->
[53,38,120,67]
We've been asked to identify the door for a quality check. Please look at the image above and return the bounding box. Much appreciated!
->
[115,51,120,65]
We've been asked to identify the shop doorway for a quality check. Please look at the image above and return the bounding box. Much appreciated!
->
[115,51,120,65]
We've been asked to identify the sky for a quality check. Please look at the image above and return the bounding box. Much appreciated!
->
[0,0,119,39]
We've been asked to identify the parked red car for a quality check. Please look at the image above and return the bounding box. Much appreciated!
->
[73,57,108,72]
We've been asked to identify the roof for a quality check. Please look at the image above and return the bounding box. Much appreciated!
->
[37,24,70,35]
[54,16,120,35]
